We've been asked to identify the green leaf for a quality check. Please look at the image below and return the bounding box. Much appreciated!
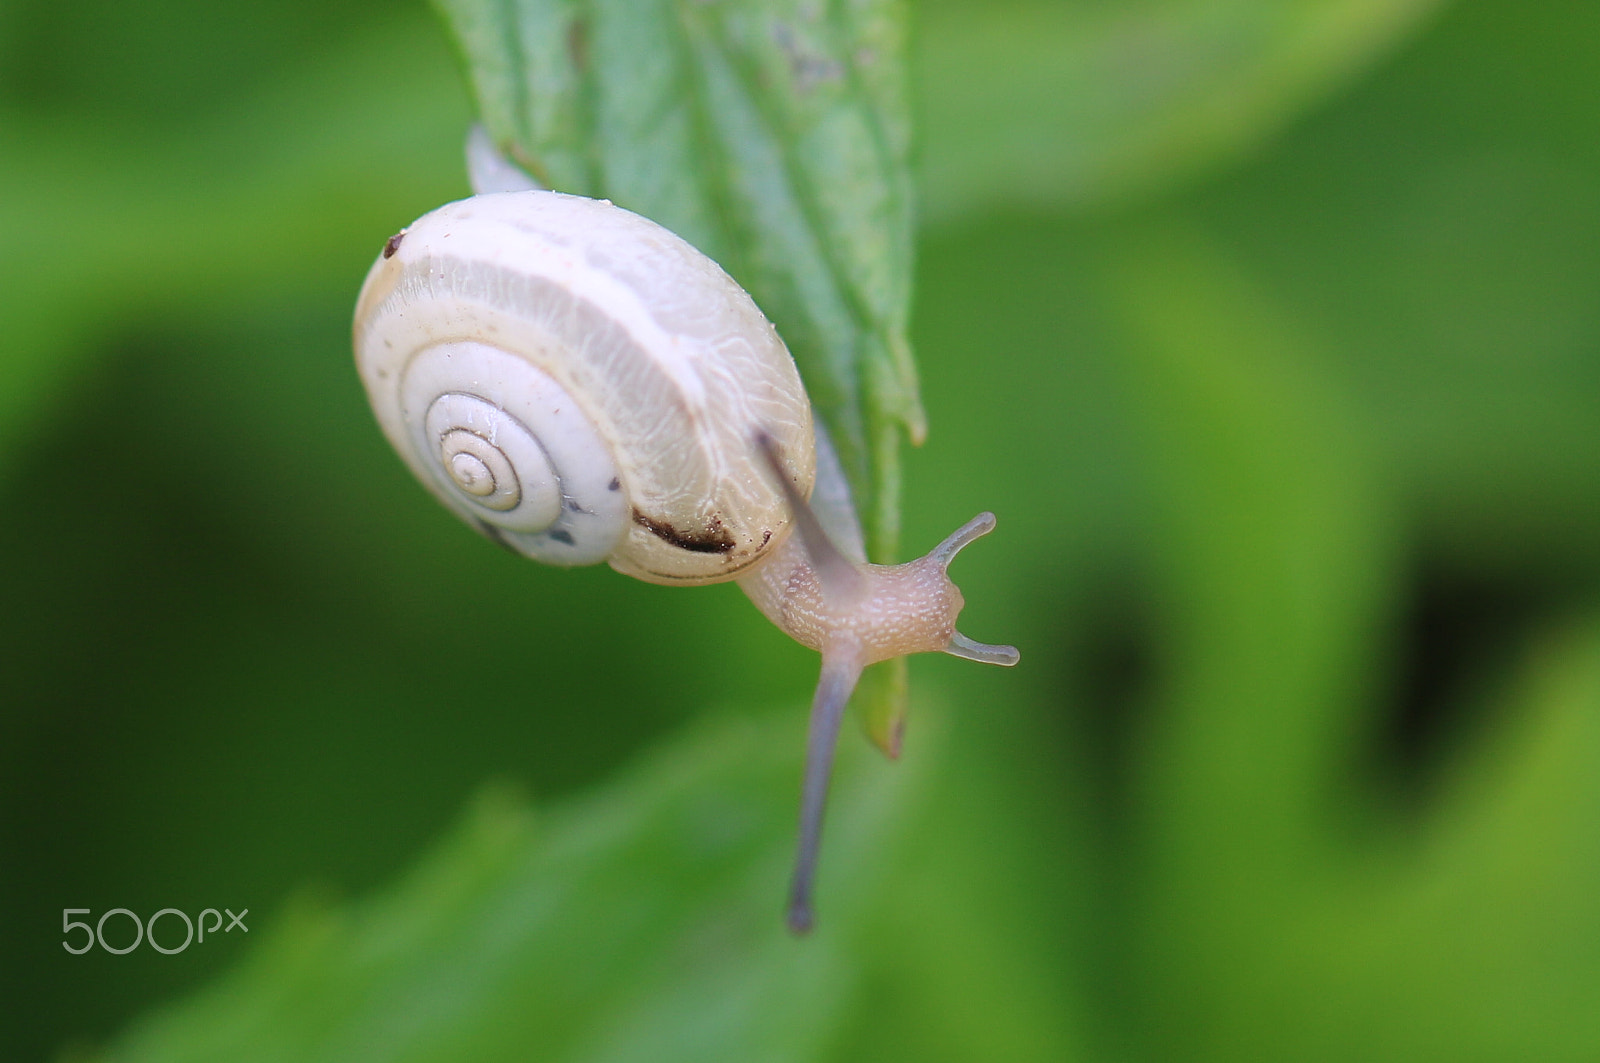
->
[90,710,909,1062]
[1102,223,1600,1060]
[916,0,1449,223]
[432,0,923,566]
[432,0,923,746]
[87,699,1088,1062]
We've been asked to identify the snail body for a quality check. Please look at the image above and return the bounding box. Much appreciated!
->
[353,143,1016,931]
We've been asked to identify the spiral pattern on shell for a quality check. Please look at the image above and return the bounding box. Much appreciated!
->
[352,190,816,583]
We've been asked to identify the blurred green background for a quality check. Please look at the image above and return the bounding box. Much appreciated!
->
[4,0,1600,1060]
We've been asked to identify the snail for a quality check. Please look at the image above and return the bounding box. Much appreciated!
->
[352,130,1019,932]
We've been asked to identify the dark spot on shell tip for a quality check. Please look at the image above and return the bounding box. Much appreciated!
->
[608,478,621,491]
[382,229,407,259]
[632,510,736,554]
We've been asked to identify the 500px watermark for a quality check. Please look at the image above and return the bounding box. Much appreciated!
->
[62,907,248,955]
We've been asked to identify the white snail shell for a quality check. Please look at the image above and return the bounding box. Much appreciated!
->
[353,158,1017,934]
[353,190,815,584]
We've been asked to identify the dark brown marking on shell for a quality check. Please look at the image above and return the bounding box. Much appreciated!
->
[382,229,407,259]
[608,478,621,491]
[632,509,736,554]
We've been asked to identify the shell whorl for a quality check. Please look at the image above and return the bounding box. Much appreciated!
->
[353,190,816,583]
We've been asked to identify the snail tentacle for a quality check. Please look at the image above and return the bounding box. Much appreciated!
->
[785,644,864,935]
